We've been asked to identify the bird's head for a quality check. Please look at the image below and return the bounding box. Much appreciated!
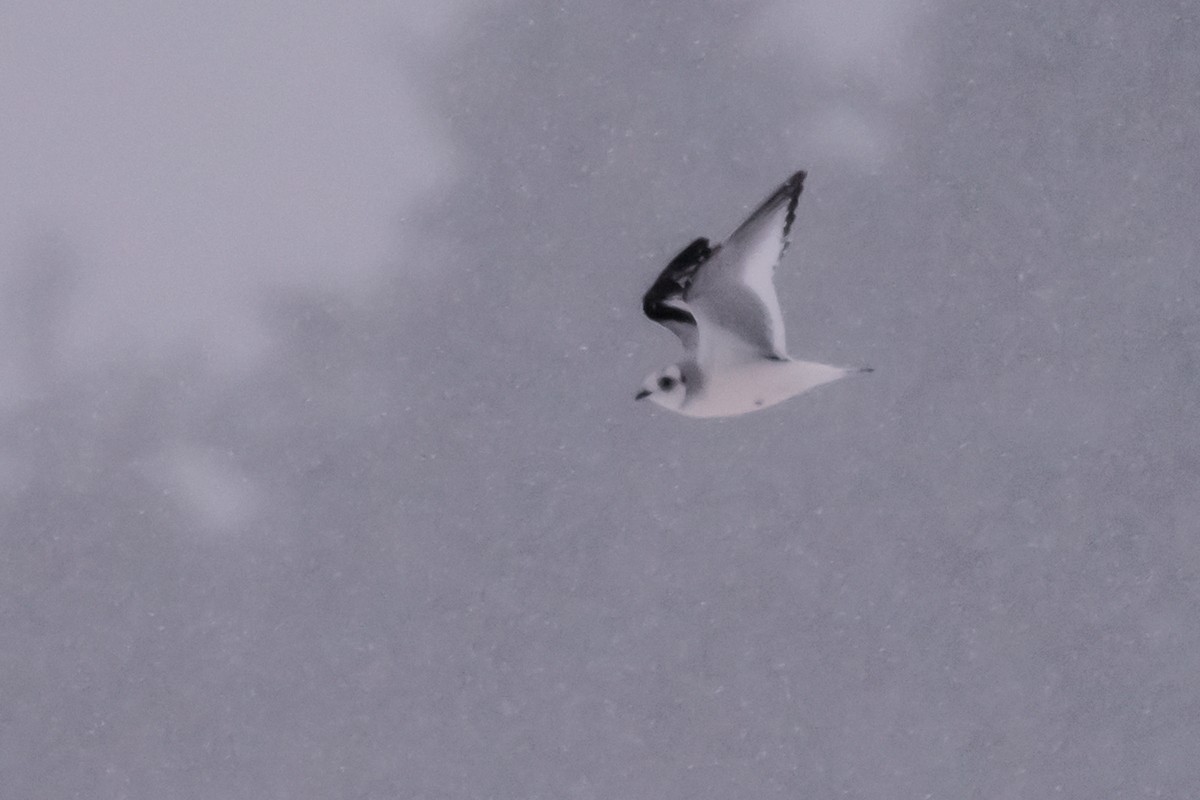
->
[635,363,688,411]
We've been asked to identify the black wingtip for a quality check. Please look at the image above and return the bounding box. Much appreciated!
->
[777,169,806,247]
[641,237,711,328]
[666,238,713,274]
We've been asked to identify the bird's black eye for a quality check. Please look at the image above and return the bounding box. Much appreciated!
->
[658,376,675,391]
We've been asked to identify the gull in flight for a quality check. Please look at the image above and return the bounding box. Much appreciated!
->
[636,170,870,418]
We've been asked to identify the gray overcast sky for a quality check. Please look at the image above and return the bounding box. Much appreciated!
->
[2,1,1199,798]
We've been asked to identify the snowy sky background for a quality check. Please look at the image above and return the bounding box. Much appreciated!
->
[2,1,1199,797]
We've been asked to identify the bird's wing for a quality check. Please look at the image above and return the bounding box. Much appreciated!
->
[641,237,713,355]
[686,170,805,364]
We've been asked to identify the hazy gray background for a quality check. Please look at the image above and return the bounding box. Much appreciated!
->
[3,1,1198,797]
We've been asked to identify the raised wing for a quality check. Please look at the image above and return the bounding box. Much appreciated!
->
[641,237,713,354]
[687,170,805,363]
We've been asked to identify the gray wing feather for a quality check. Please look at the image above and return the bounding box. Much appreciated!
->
[687,170,805,363]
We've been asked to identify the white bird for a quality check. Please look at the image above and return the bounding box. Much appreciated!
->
[636,170,870,418]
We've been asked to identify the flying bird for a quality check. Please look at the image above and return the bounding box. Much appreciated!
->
[636,170,870,417]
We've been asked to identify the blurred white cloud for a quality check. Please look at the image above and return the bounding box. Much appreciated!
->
[805,107,891,171]
[746,0,926,172]
[154,441,263,534]
[754,0,921,82]
[0,1,471,366]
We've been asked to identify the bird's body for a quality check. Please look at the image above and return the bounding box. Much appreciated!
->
[666,358,852,419]
[636,170,869,417]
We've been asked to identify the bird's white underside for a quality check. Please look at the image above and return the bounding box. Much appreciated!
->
[672,358,850,418]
